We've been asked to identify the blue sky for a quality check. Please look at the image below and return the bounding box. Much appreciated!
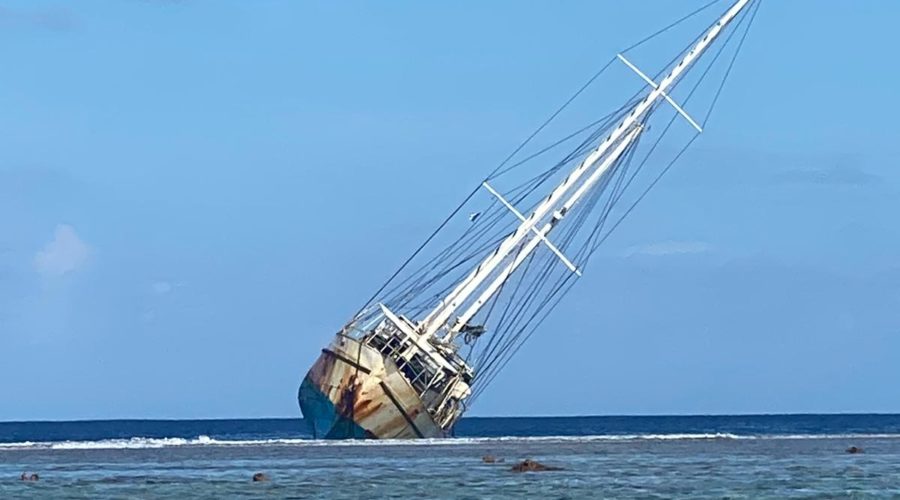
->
[1,1,898,421]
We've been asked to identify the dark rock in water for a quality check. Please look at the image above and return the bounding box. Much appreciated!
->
[511,459,562,472]
[846,446,863,454]
[252,472,269,482]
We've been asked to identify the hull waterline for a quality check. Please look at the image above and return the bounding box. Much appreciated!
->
[298,334,446,439]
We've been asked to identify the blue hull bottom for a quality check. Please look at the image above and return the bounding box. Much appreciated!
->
[298,375,369,439]
[298,337,448,439]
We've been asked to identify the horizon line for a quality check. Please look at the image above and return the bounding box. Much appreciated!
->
[3,411,900,425]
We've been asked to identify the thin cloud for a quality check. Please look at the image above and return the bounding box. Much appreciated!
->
[150,280,186,295]
[34,225,90,277]
[771,164,882,187]
[151,281,173,295]
[0,6,77,32]
[625,240,712,257]
[674,148,884,189]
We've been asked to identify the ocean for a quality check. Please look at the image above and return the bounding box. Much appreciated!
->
[2,414,899,499]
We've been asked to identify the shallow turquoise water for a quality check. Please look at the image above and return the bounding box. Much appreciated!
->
[2,435,899,499]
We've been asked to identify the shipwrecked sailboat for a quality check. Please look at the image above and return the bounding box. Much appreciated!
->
[298,0,760,439]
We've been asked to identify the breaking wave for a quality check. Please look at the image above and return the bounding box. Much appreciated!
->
[2,433,900,450]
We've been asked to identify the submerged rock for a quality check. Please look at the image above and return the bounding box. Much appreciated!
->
[482,455,503,464]
[252,472,269,482]
[846,446,864,454]
[511,459,562,472]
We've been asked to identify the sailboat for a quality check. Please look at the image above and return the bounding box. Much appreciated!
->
[298,0,760,439]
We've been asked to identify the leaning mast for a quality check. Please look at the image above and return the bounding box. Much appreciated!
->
[299,0,759,440]
[418,0,752,341]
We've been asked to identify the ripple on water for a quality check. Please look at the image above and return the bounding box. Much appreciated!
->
[1,437,900,498]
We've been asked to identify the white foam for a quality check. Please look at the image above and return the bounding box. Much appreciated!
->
[1,433,899,450]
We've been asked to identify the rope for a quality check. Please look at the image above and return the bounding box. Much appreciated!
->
[470,0,763,402]
[351,55,623,320]
[340,0,763,410]
[621,0,726,53]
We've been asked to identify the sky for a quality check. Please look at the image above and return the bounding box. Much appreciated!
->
[1,0,899,421]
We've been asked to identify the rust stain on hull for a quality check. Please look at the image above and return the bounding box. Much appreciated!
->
[300,335,445,439]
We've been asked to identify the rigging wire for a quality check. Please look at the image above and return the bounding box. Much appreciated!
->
[621,0,727,53]
[343,0,761,407]
[350,54,625,319]
[473,132,644,384]
[469,0,762,402]
[350,0,725,320]
[386,97,643,317]
[590,0,761,255]
[471,135,645,399]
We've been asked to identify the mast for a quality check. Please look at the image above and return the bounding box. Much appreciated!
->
[449,126,642,340]
[418,0,752,339]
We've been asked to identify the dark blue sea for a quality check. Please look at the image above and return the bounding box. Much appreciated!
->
[2,415,899,498]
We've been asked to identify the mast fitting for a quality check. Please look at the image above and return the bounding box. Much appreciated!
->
[481,181,582,276]
[616,53,704,133]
